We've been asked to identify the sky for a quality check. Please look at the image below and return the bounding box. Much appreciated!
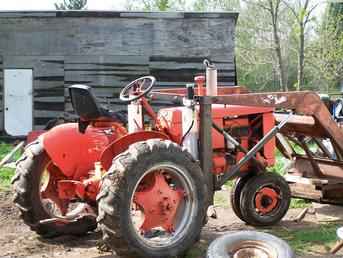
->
[0,0,329,16]
[0,0,127,11]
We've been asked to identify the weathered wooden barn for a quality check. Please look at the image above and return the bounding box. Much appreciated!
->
[0,11,238,136]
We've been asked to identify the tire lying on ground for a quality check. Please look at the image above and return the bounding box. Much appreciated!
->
[207,231,295,258]
[97,139,208,258]
[12,139,97,237]
[240,173,291,226]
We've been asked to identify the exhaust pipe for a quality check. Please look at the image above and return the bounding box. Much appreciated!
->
[204,59,218,96]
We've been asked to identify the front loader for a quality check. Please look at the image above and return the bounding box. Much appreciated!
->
[12,59,339,257]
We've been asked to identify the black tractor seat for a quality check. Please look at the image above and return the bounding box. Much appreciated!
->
[69,85,127,124]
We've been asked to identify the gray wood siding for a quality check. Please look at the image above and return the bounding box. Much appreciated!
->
[0,57,3,131]
[0,11,238,133]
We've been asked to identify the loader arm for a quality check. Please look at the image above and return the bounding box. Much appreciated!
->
[211,91,343,156]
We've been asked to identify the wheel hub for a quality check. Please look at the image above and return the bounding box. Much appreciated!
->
[255,187,279,215]
[231,240,277,258]
[40,163,69,216]
[134,172,184,233]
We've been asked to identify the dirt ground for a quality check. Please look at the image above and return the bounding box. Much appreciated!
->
[0,190,341,258]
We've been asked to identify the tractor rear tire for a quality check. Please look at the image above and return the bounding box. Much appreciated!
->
[97,139,208,258]
[229,174,254,223]
[240,173,290,226]
[11,139,97,237]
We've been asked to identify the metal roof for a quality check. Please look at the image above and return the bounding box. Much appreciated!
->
[0,11,239,19]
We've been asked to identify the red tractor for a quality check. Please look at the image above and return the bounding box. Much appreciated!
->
[12,60,291,257]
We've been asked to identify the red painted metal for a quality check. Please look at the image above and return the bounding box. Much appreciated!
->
[212,153,227,174]
[57,175,102,202]
[100,131,170,170]
[134,172,184,233]
[157,104,275,173]
[43,122,126,179]
[194,75,205,96]
[36,78,280,222]
[255,187,279,214]
[27,130,46,144]
[262,112,276,165]
[153,86,249,96]
[40,161,69,215]
[57,180,85,200]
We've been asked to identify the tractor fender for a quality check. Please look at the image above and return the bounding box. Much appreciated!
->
[100,131,170,170]
[43,123,116,178]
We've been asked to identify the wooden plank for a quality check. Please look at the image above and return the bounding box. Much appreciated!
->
[0,12,56,18]
[34,110,64,118]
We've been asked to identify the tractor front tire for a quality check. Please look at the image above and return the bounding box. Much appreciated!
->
[229,174,255,222]
[240,173,291,226]
[97,139,208,258]
[11,139,96,237]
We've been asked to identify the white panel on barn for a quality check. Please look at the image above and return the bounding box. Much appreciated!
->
[4,69,33,136]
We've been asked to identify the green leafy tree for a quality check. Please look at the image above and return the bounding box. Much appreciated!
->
[193,0,240,11]
[126,0,173,11]
[235,0,295,92]
[142,0,171,10]
[307,3,343,93]
[282,0,318,90]
[55,0,87,10]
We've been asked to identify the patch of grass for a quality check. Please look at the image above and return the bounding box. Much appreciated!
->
[271,223,339,254]
[0,142,20,190]
[0,142,21,160]
[224,179,234,188]
[184,224,339,257]
[290,198,311,209]
[185,242,207,258]
[0,167,15,190]
[213,191,229,208]
[268,150,290,176]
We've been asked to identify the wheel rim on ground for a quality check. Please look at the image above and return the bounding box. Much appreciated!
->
[129,162,197,248]
[230,240,277,258]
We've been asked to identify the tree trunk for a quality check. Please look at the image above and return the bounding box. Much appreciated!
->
[273,31,288,91]
[269,0,288,92]
[297,25,305,91]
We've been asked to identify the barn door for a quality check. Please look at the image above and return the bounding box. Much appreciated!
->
[4,69,33,136]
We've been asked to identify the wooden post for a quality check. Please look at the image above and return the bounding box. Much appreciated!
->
[198,96,213,202]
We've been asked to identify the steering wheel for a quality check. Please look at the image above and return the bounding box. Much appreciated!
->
[119,76,156,103]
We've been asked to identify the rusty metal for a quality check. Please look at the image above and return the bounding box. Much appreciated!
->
[297,136,324,178]
[196,90,343,205]
[212,92,343,155]
[275,133,293,160]
[217,112,292,185]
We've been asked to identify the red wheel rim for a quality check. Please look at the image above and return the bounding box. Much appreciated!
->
[254,187,279,215]
[129,163,197,248]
